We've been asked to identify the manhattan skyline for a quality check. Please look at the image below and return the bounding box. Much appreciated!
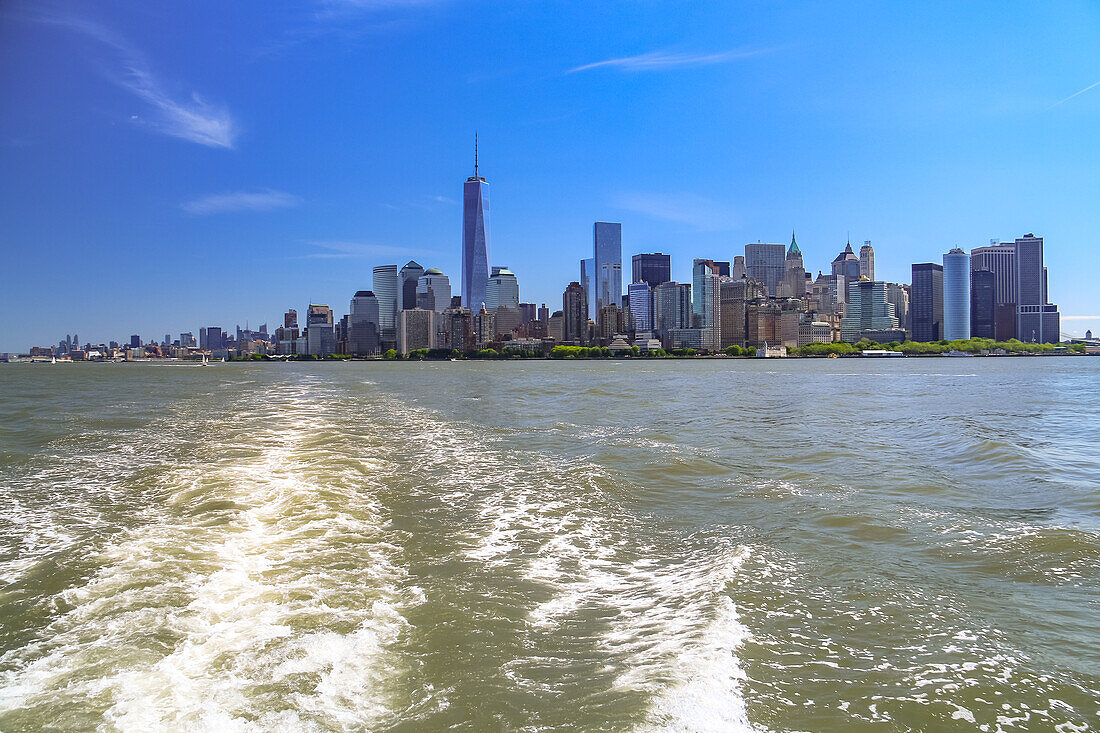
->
[2,0,1100,351]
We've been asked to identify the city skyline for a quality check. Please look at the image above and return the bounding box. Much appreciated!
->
[3,1,1100,350]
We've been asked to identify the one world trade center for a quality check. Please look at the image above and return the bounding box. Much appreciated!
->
[462,137,491,310]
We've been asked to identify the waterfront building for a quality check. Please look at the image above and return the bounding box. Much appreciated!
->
[398,308,436,354]
[831,242,862,299]
[971,240,1017,340]
[745,242,785,297]
[349,290,381,355]
[691,261,722,351]
[1014,234,1060,343]
[306,304,335,356]
[798,321,833,347]
[597,304,625,343]
[563,281,588,344]
[970,269,996,339]
[130,334,141,349]
[439,301,475,352]
[911,263,944,342]
[462,141,491,310]
[841,280,899,343]
[665,328,704,350]
[860,242,875,280]
[655,281,692,339]
[180,332,196,348]
[416,268,451,312]
[548,311,564,341]
[942,248,971,340]
[746,301,782,347]
[373,265,399,348]
[720,277,767,348]
[731,255,747,280]
[486,267,520,311]
[782,232,806,298]
[632,252,671,288]
[628,282,654,333]
[594,222,623,313]
[474,308,495,348]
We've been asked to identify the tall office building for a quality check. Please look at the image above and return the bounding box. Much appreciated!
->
[462,139,491,309]
[632,252,671,288]
[372,265,399,347]
[691,260,722,350]
[860,241,875,280]
[970,270,996,339]
[745,242,786,296]
[841,280,899,342]
[628,282,655,332]
[692,259,721,324]
[971,240,1017,339]
[594,222,623,313]
[399,261,425,310]
[720,277,767,348]
[782,232,806,297]
[306,304,335,356]
[1014,233,1060,343]
[580,258,597,318]
[485,267,520,311]
[911,263,944,342]
[349,291,381,355]
[885,282,910,335]
[415,268,451,312]
[655,282,692,337]
[519,303,537,323]
[943,248,971,340]
[831,242,862,298]
[563,281,588,344]
[398,308,436,354]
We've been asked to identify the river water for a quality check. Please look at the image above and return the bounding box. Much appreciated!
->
[0,359,1096,731]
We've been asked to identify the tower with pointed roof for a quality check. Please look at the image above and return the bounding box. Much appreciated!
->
[782,230,806,298]
[462,136,491,309]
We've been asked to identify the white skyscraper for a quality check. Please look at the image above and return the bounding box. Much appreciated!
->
[943,247,971,340]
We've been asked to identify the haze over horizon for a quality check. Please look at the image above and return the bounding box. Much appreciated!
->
[2,0,1099,351]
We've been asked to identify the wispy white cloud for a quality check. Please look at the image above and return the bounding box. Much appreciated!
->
[1061,315,1100,321]
[182,189,301,215]
[610,192,738,232]
[296,240,440,259]
[37,13,237,148]
[1048,80,1100,110]
[568,46,775,74]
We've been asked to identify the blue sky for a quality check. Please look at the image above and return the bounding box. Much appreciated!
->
[1,0,1098,350]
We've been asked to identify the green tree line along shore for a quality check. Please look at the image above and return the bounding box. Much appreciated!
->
[230,338,1087,361]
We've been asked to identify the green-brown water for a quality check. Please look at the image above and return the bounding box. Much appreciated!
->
[0,359,1097,731]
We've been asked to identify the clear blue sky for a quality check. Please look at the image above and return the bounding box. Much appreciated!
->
[2,0,1098,350]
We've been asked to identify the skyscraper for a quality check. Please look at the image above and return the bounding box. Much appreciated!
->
[594,222,623,313]
[563,281,587,344]
[745,242,786,297]
[580,258,596,318]
[372,265,399,347]
[628,282,655,332]
[306,304,335,356]
[1014,233,1060,343]
[692,259,721,324]
[632,252,671,288]
[731,255,747,280]
[462,138,491,309]
[859,241,875,280]
[349,291,381,355]
[655,281,692,338]
[782,232,806,298]
[942,248,971,340]
[970,269,996,340]
[399,261,425,311]
[416,268,451,312]
[840,280,899,342]
[911,263,944,342]
[970,240,1017,340]
[831,241,862,298]
[485,267,520,311]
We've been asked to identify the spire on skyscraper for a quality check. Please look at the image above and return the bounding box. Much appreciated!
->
[788,230,800,255]
[474,132,478,178]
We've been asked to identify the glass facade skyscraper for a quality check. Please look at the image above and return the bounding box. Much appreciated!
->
[631,252,671,288]
[349,290,380,355]
[942,248,971,340]
[1014,234,1060,343]
[594,222,622,314]
[911,263,944,342]
[462,149,491,310]
[372,265,399,347]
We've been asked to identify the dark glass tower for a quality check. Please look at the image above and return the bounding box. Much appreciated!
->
[462,137,491,309]
[911,262,944,342]
[970,269,996,339]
